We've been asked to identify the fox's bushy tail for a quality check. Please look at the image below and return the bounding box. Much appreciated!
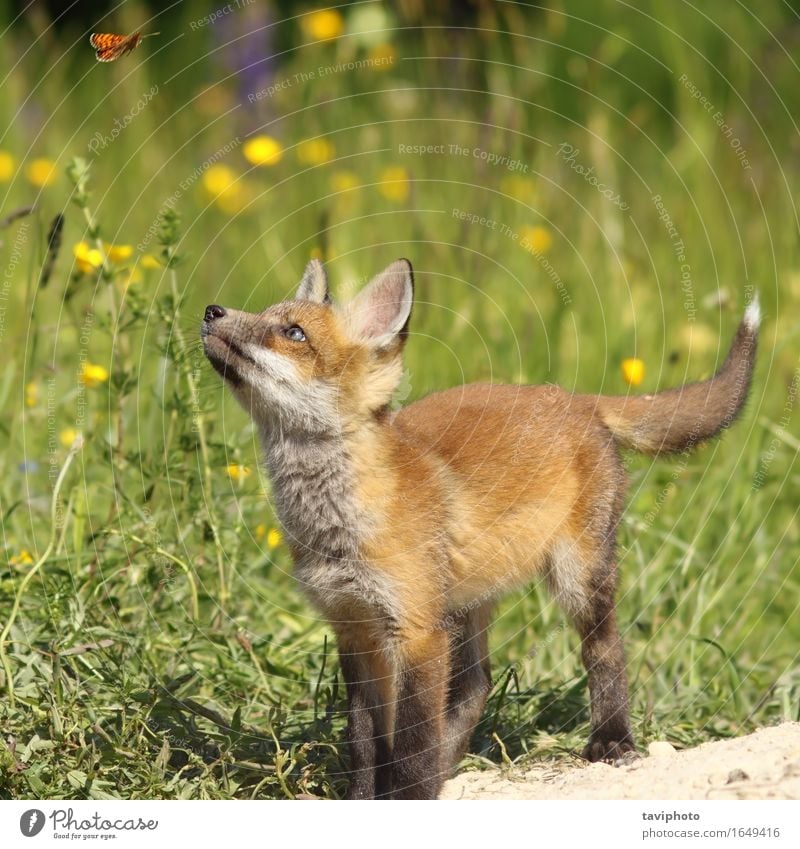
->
[593,298,760,456]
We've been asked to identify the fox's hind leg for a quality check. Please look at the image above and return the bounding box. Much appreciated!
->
[442,605,492,772]
[547,435,636,762]
[575,562,635,762]
[548,538,634,762]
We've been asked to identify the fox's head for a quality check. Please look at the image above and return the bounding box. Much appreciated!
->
[201,258,414,434]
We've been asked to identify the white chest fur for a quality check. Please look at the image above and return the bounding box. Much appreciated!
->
[261,428,400,629]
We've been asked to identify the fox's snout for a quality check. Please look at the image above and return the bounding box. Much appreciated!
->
[204,304,226,322]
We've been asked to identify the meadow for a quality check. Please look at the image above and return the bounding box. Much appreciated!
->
[0,1,798,799]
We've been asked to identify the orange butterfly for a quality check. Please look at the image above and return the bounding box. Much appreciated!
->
[89,31,158,62]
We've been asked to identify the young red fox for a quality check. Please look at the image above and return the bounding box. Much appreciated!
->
[202,259,759,799]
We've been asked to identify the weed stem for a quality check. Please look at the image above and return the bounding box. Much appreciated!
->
[0,435,83,708]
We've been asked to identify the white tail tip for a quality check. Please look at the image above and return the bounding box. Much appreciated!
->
[744,293,761,330]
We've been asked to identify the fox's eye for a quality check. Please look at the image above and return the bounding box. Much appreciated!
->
[285,324,306,342]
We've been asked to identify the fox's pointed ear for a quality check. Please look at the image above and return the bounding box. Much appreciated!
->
[346,258,414,347]
[295,259,331,304]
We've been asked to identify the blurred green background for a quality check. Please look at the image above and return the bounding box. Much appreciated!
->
[0,0,798,799]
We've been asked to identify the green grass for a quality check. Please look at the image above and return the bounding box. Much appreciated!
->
[1,1,799,799]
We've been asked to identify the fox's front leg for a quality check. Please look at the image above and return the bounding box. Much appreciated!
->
[338,637,395,799]
[392,630,450,799]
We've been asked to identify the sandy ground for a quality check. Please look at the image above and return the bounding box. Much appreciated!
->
[441,723,800,800]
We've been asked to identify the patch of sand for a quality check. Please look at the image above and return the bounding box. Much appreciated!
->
[441,723,800,800]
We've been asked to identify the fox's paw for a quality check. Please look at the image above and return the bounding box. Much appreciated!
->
[582,737,638,765]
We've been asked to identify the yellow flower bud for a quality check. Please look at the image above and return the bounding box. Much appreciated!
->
[621,358,645,387]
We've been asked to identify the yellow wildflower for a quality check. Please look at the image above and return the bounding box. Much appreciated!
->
[255,523,267,541]
[378,166,410,202]
[331,171,359,192]
[59,428,78,448]
[621,358,645,387]
[104,243,134,263]
[226,463,252,482]
[0,151,15,181]
[302,9,344,41]
[202,165,246,213]
[73,241,104,274]
[520,225,552,255]
[140,254,162,270]
[297,138,335,165]
[9,549,34,567]
[266,528,282,549]
[80,362,109,388]
[203,164,238,197]
[244,135,283,167]
[26,157,57,187]
[25,381,38,408]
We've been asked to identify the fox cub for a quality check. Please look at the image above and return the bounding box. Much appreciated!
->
[202,259,759,799]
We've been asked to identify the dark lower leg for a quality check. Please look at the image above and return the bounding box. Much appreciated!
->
[442,608,491,771]
[339,650,378,798]
[339,644,394,799]
[579,600,635,762]
[392,632,449,799]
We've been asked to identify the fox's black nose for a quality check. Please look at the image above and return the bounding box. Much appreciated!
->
[204,304,226,322]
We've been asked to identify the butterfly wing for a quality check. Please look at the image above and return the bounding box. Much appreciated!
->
[90,33,126,50]
[89,32,139,62]
[95,45,123,62]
